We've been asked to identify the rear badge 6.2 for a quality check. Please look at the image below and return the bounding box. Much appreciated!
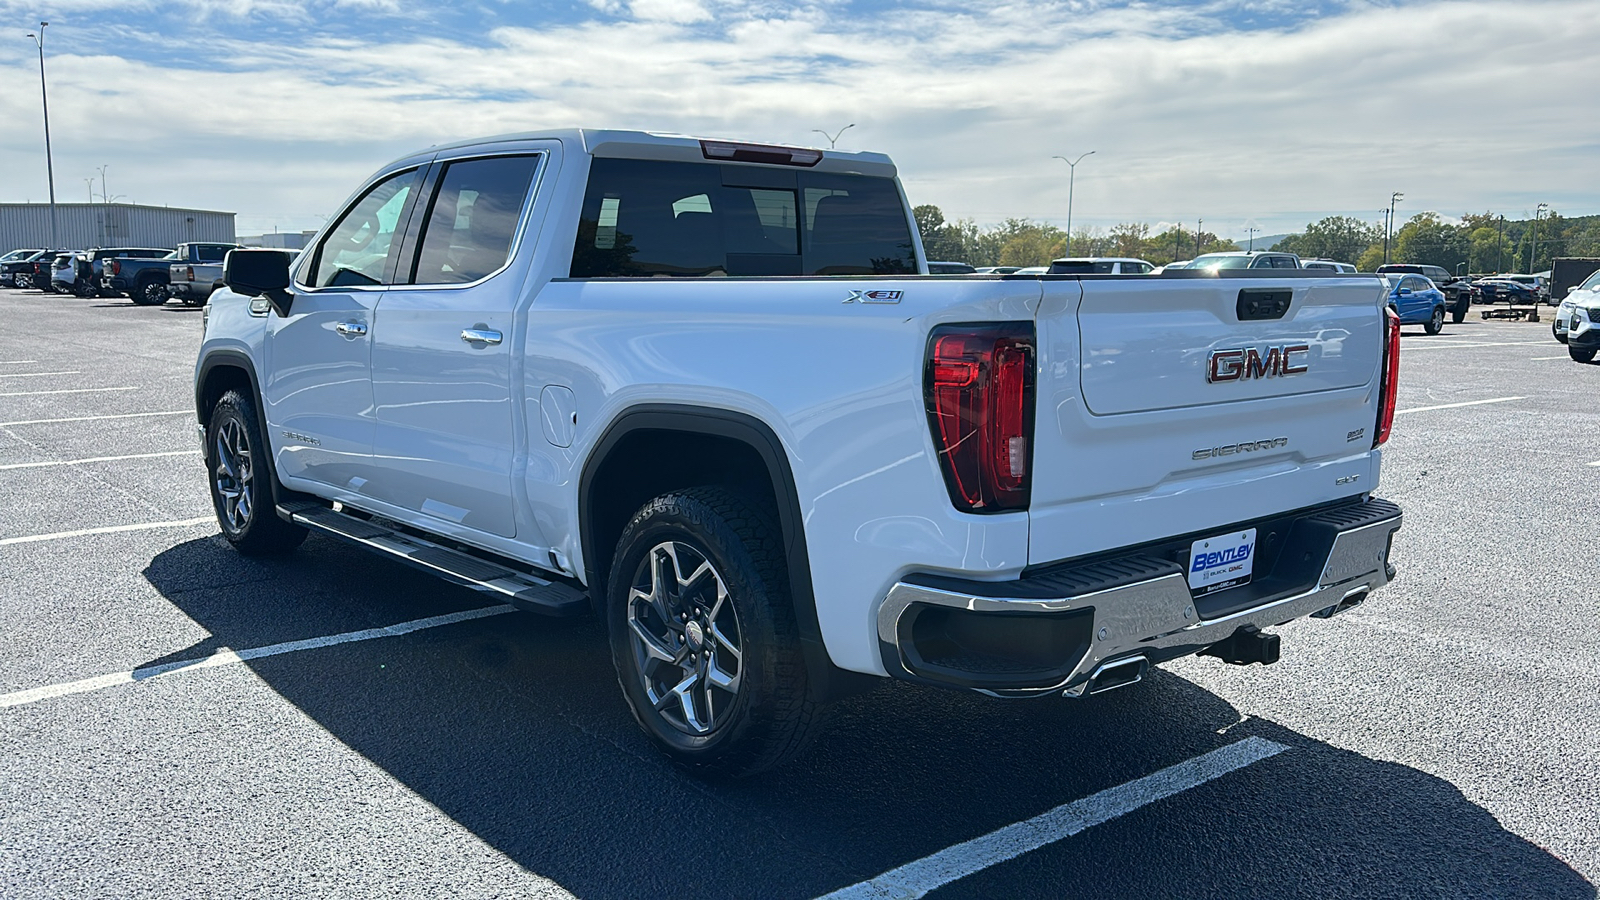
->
[1188,529,1257,595]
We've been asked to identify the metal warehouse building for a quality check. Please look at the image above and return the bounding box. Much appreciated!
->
[0,202,235,251]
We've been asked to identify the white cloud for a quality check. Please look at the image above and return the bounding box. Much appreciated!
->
[0,0,1595,237]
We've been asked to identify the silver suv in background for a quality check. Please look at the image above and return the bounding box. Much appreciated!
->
[1190,251,1301,270]
[1301,259,1357,274]
[1047,257,1154,274]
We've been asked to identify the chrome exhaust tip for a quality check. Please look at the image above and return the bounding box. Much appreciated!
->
[1086,655,1148,695]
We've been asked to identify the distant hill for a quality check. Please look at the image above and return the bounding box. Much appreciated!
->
[1232,233,1292,251]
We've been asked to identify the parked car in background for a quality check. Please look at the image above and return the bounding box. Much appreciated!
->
[75,248,171,298]
[173,247,299,305]
[1475,278,1538,306]
[1,249,48,287]
[926,261,977,274]
[974,266,1022,274]
[1153,259,1192,274]
[1013,266,1049,275]
[1046,257,1154,275]
[1190,251,1301,270]
[1385,273,1448,334]
[104,243,238,305]
[1551,268,1600,343]
[1563,290,1600,363]
[168,244,263,304]
[49,252,80,293]
[1300,259,1357,274]
[1374,263,1472,322]
[1494,273,1549,303]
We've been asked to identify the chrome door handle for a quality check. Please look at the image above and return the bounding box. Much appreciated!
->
[461,328,503,345]
[334,321,367,337]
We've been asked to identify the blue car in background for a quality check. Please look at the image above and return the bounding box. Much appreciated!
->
[1387,273,1448,334]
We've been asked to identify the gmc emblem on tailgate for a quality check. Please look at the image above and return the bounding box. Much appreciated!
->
[1207,345,1309,383]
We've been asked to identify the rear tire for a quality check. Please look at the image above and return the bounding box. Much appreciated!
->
[1571,346,1596,364]
[608,486,822,776]
[131,278,167,306]
[1424,306,1444,335]
[1451,303,1467,324]
[206,390,307,555]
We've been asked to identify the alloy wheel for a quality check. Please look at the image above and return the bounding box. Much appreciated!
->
[626,541,744,736]
[213,418,254,532]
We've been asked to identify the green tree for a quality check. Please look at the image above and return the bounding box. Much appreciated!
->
[914,205,985,264]
[1394,212,1469,272]
[1468,226,1512,274]
[1272,216,1381,264]
[996,221,1068,267]
[1356,244,1387,272]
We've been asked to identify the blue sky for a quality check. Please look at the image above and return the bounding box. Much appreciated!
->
[1,0,1595,240]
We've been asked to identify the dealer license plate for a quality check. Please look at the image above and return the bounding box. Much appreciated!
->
[1187,528,1257,595]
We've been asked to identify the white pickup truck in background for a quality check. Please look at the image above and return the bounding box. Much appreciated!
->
[195,129,1403,774]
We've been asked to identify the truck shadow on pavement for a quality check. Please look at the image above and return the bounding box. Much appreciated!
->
[143,536,1596,900]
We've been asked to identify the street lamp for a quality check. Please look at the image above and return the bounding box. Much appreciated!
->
[1052,151,1095,256]
[1384,191,1403,264]
[811,124,854,149]
[1531,203,1549,273]
[26,22,58,250]
[1246,225,1261,252]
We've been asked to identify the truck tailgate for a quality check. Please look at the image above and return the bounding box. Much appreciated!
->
[1028,274,1388,566]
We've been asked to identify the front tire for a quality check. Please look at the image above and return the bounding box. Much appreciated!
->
[1571,346,1596,364]
[207,390,306,555]
[1424,306,1445,335]
[608,487,822,776]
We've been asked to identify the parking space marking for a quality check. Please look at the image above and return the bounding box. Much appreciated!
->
[0,410,191,427]
[0,606,514,710]
[1589,461,1600,467]
[1531,355,1571,360]
[0,449,199,471]
[0,370,80,379]
[0,517,214,548]
[0,360,38,365]
[1394,396,1523,415]
[0,386,140,398]
[1400,340,1548,351]
[817,737,1289,900]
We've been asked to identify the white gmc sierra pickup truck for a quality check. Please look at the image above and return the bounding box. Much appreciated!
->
[195,129,1404,774]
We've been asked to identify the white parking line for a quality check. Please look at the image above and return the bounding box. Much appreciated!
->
[0,370,79,379]
[0,386,140,398]
[0,606,515,709]
[0,449,199,471]
[1531,355,1571,360]
[0,360,39,365]
[0,517,213,548]
[1400,340,1548,351]
[0,410,190,427]
[1589,461,1600,467]
[817,737,1289,900]
[1394,396,1523,415]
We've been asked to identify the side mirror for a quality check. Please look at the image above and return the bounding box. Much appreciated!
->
[223,249,293,316]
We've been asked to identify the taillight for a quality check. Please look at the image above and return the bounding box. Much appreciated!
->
[185,266,195,281]
[925,323,1035,512]
[1374,306,1400,447]
[111,260,121,275]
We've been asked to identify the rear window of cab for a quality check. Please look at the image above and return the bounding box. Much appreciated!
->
[570,158,916,278]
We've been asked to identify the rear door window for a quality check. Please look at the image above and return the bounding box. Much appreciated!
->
[306,168,420,288]
[197,245,229,262]
[409,154,541,285]
[570,158,914,278]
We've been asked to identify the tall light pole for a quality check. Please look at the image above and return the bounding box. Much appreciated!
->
[1531,203,1549,273]
[1053,151,1095,256]
[811,124,854,149]
[27,22,58,250]
[97,165,111,206]
[1195,217,1203,258]
[1384,191,1403,264]
[1246,225,1260,252]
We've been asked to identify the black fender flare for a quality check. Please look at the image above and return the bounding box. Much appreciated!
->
[579,403,873,701]
[195,349,301,513]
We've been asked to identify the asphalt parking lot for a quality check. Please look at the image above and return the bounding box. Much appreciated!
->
[1,288,1596,899]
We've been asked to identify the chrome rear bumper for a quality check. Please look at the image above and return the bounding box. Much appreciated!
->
[876,497,1402,697]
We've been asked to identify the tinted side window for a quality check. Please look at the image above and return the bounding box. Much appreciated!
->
[1049,261,1093,274]
[410,155,540,285]
[308,168,419,288]
[570,159,914,278]
[197,245,229,262]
